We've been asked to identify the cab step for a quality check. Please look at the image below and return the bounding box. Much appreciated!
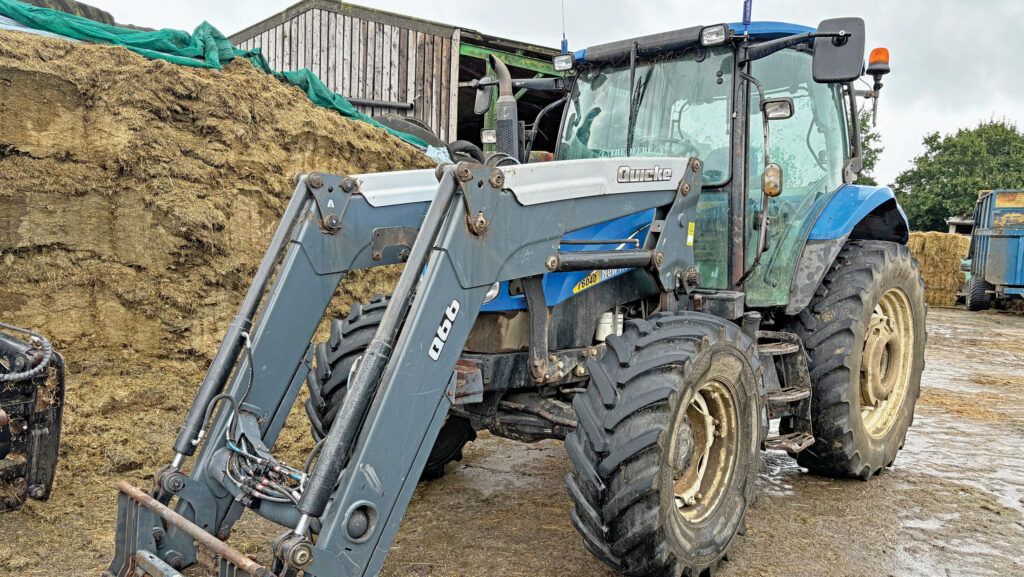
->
[757,341,800,356]
[764,432,815,453]
[766,386,810,404]
[766,386,811,419]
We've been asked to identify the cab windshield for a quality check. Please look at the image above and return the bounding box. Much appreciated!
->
[557,46,734,185]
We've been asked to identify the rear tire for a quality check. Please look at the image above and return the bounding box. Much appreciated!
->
[565,313,764,577]
[305,295,476,480]
[790,241,925,479]
[965,276,991,311]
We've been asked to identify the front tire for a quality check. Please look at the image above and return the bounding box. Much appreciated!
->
[305,295,476,480]
[565,313,764,577]
[790,240,926,479]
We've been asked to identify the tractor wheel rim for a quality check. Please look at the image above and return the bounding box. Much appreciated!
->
[860,288,914,439]
[671,380,738,524]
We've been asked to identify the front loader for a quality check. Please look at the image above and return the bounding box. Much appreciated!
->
[104,17,923,577]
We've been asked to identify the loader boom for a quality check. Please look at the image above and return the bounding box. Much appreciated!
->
[107,157,702,577]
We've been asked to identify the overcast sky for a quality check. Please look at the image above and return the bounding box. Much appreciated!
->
[84,0,1023,186]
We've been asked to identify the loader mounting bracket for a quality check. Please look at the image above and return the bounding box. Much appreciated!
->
[371,226,418,262]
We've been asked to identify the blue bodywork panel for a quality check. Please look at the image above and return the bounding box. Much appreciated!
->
[728,21,814,37]
[809,185,909,242]
[481,209,654,311]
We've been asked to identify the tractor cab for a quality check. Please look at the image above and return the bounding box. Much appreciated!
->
[475,19,895,312]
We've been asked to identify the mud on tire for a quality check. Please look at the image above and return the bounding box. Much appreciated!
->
[305,294,476,480]
[565,312,764,577]
[789,240,926,479]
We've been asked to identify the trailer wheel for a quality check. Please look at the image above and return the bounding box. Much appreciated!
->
[789,241,925,479]
[965,276,991,311]
[305,295,476,480]
[565,313,763,577]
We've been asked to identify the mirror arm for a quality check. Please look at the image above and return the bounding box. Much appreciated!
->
[842,83,864,184]
[524,95,568,158]
[473,78,566,91]
[743,31,850,63]
[736,69,773,285]
[743,32,812,62]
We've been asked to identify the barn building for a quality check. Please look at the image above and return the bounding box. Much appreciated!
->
[230,1,563,148]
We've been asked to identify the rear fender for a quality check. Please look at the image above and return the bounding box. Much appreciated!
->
[786,186,910,314]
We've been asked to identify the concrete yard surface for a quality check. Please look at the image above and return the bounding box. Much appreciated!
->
[380,308,1024,577]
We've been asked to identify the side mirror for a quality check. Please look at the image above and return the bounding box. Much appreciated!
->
[474,76,495,115]
[761,97,794,121]
[812,17,865,83]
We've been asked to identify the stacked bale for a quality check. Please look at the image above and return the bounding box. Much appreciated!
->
[907,232,972,307]
[0,29,432,571]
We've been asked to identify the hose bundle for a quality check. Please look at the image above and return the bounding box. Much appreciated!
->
[0,321,53,383]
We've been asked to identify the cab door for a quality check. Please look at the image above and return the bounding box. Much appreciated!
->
[744,48,850,307]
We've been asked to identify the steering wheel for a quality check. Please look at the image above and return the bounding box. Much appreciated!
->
[632,136,700,158]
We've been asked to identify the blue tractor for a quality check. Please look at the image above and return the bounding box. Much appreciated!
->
[105,18,924,577]
[963,189,1024,311]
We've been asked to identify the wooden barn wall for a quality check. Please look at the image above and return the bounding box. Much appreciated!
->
[235,8,460,142]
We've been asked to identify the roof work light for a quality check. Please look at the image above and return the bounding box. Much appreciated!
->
[552,53,575,72]
[700,24,728,46]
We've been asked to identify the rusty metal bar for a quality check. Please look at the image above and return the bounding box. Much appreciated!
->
[117,481,274,577]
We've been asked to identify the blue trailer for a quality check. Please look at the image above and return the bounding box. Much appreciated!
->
[964,189,1024,310]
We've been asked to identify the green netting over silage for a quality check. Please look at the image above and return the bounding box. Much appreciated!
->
[0,0,429,148]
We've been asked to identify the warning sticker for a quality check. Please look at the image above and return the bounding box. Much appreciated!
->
[687,222,695,246]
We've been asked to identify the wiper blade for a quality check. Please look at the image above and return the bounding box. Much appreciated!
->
[626,42,638,157]
[625,44,653,157]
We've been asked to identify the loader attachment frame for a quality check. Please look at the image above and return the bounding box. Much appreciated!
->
[106,156,703,577]
[0,325,65,512]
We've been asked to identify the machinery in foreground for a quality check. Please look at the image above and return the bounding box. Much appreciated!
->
[0,323,65,512]
[962,189,1024,311]
[103,17,923,577]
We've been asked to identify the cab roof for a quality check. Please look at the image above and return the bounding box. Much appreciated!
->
[574,21,814,62]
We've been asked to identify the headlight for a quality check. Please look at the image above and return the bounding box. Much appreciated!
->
[552,53,575,72]
[483,282,501,303]
[761,98,794,120]
[700,24,728,47]
[480,128,497,145]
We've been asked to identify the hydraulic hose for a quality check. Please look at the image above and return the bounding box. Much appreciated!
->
[0,322,52,383]
[172,178,312,458]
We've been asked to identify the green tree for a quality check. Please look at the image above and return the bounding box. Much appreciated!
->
[894,120,1024,231]
[855,109,882,186]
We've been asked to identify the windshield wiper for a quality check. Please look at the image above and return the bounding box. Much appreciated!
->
[625,43,653,157]
[626,42,638,157]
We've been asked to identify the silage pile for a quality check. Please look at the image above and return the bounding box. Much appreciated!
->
[907,231,972,307]
[0,29,431,573]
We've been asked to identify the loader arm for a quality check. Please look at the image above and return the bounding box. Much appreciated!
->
[106,157,702,577]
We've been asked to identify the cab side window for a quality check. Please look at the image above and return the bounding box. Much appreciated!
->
[744,49,850,304]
